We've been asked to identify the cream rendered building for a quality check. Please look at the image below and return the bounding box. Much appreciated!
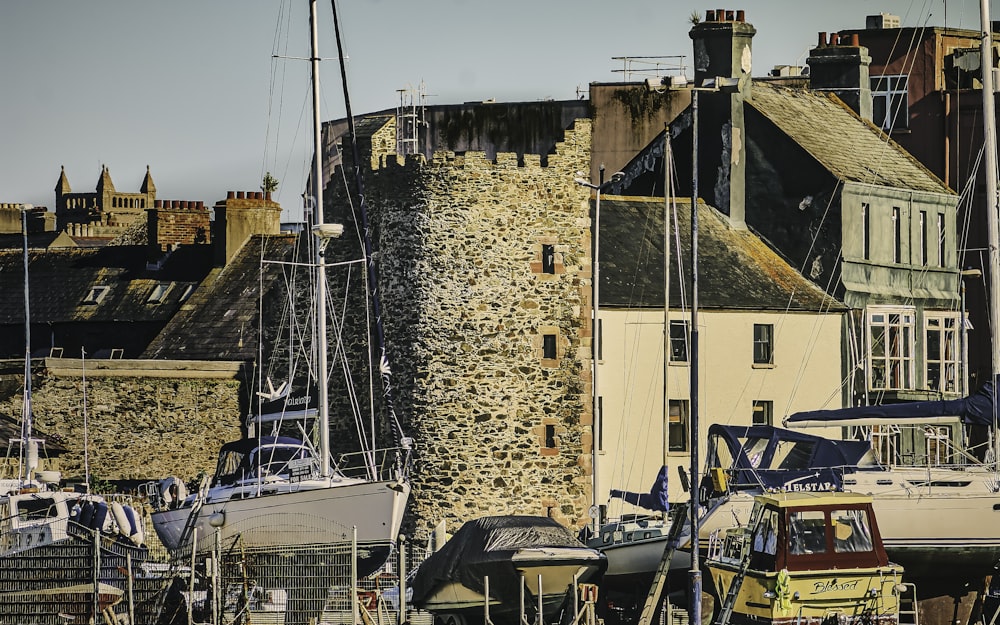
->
[592,196,847,515]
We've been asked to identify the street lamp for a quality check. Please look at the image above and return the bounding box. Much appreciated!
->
[575,165,624,531]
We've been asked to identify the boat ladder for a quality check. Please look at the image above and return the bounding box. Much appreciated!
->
[897,582,918,625]
[712,537,754,625]
[176,474,211,550]
[637,506,689,625]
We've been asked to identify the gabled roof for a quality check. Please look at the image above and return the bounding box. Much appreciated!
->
[143,234,298,361]
[599,196,845,312]
[747,83,952,195]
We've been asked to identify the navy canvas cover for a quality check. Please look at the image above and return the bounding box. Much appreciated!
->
[610,464,669,512]
[786,376,998,427]
[705,424,876,493]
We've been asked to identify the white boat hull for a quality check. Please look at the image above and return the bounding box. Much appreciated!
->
[151,476,409,572]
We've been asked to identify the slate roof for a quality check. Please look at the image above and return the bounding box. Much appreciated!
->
[747,83,951,194]
[0,245,213,326]
[142,234,298,361]
[599,195,845,312]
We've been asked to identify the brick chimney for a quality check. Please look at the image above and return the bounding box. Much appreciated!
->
[212,191,282,266]
[689,8,756,229]
[806,32,873,122]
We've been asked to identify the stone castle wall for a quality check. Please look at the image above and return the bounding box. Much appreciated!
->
[330,119,597,534]
[0,359,243,484]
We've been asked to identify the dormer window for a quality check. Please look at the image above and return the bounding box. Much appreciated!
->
[147,282,173,304]
[83,286,110,304]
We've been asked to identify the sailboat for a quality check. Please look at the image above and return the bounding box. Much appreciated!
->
[146,0,411,577]
[0,205,154,624]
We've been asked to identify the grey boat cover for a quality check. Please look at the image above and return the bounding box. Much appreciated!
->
[410,515,604,610]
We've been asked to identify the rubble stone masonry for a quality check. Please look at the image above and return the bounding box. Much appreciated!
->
[334,119,597,533]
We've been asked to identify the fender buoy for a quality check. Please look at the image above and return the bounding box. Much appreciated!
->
[111,502,130,537]
[123,505,144,546]
[78,501,95,527]
[91,501,109,531]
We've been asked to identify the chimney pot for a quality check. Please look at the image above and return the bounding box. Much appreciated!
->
[227,191,235,199]
[726,10,735,21]
[706,9,716,20]
[736,9,745,22]
[265,191,272,201]
[256,191,264,200]
[154,200,162,208]
[237,191,245,199]
[716,8,725,21]
[830,32,840,46]
[818,32,827,47]
[850,33,860,46]
[198,201,204,210]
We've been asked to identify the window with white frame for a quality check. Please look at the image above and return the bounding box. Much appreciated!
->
[925,312,960,394]
[867,307,915,391]
[669,320,689,363]
[753,324,774,365]
[668,399,689,452]
[871,74,909,130]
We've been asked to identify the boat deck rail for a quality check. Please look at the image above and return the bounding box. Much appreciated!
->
[335,445,412,482]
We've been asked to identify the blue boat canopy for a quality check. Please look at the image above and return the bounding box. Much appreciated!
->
[704,424,879,494]
[785,376,998,428]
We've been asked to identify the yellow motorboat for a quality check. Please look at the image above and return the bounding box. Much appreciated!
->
[705,491,907,625]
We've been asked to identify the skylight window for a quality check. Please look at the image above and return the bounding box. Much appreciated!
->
[147,282,173,304]
[83,286,110,305]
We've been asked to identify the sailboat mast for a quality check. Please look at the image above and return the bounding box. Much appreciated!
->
[330,0,405,455]
[980,0,1000,461]
[309,0,332,478]
[20,205,33,483]
[663,126,671,478]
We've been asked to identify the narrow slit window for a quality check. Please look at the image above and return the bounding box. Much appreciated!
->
[544,424,556,448]
[542,244,555,274]
[892,207,901,264]
[919,211,927,266]
[543,334,557,360]
[862,203,870,260]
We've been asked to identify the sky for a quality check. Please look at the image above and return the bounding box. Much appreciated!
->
[0,0,994,222]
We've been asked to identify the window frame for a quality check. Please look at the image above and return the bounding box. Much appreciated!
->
[669,319,690,363]
[867,306,916,391]
[871,74,909,131]
[752,400,773,426]
[668,399,689,453]
[753,323,774,365]
[924,312,960,394]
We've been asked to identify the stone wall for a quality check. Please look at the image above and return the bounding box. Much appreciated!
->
[327,119,597,534]
[0,358,243,484]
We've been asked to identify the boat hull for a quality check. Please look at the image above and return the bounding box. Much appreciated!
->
[151,477,409,577]
[706,563,902,625]
[416,547,607,623]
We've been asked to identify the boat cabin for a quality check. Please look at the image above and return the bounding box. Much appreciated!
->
[212,436,317,486]
[714,491,892,572]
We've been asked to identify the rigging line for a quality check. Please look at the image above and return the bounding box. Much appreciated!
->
[263,0,291,182]
[328,123,379,451]
[329,0,405,445]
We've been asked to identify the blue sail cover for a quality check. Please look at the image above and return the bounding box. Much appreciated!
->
[785,376,999,427]
[705,424,877,493]
[609,464,669,512]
